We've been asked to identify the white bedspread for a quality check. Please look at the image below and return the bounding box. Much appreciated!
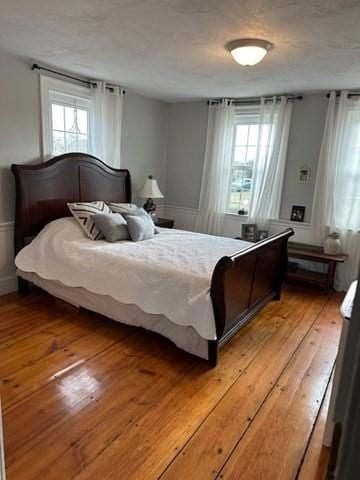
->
[15,218,251,340]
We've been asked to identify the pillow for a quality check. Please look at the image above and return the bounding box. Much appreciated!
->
[107,202,138,215]
[123,207,159,234]
[93,213,130,242]
[67,201,111,240]
[126,214,155,242]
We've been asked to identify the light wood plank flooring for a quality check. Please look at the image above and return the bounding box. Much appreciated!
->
[0,286,342,479]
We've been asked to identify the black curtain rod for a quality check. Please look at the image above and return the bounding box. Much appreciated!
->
[207,95,303,106]
[326,91,360,98]
[31,64,124,94]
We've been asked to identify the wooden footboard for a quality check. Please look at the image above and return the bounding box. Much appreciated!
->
[208,228,294,366]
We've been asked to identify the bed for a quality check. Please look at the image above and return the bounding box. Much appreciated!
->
[12,153,294,365]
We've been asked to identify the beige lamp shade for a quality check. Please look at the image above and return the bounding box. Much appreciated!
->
[139,175,164,198]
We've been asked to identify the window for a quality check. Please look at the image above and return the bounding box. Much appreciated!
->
[41,76,94,159]
[227,112,273,214]
[228,114,258,214]
[49,91,91,156]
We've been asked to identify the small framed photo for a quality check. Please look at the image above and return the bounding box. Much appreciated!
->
[242,224,257,242]
[298,166,310,184]
[258,230,269,241]
[291,205,305,222]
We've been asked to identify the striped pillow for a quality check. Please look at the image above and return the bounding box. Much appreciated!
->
[107,202,138,215]
[67,201,111,240]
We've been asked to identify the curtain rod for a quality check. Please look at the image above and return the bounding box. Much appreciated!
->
[326,91,360,98]
[31,64,124,94]
[207,95,303,106]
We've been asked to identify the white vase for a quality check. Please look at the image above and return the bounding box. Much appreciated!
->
[323,232,341,255]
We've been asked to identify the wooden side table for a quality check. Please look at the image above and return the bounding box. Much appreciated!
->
[287,242,348,292]
[154,217,174,229]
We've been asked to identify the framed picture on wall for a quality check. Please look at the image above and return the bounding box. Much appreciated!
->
[242,224,257,242]
[298,166,310,183]
[291,205,305,222]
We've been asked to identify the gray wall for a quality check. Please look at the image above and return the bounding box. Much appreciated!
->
[280,94,328,222]
[0,50,42,223]
[0,49,169,223]
[165,101,208,209]
[121,91,169,203]
[165,94,328,222]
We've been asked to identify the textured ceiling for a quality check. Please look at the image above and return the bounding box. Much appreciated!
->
[1,0,360,101]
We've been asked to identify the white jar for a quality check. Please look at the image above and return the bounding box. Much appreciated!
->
[324,232,341,255]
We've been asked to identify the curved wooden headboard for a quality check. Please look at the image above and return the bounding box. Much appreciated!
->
[11,153,131,253]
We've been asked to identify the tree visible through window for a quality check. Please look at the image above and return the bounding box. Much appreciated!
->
[49,91,91,156]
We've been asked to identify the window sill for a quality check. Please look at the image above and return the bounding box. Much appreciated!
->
[225,212,248,219]
[224,214,312,229]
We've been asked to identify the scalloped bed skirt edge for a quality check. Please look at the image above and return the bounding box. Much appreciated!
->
[17,270,209,361]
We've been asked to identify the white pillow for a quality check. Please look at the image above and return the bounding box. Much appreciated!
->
[67,201,111,240]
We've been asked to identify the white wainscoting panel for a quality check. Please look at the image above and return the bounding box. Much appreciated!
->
[161,205,313,243]
[161,205,198,231]
[0,222,17,295]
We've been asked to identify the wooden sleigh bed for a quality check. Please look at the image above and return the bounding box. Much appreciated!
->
[12,153,293,366]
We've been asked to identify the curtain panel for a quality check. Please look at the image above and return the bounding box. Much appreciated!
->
[196,96,292,235]
[247,96,293,229]
[91,81,124,169]
[195,100,235,235]
[312,91,360,290]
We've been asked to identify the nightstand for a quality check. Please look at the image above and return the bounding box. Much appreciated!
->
[154,217,174,229]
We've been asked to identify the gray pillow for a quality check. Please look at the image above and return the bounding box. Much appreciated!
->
[123,207,159,234]
[123,207,149,218]
[126,214,155,242]
[93,213,130,242]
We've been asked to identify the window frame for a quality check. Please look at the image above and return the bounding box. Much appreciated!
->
[40,75,94,160]
[226,109,261,215]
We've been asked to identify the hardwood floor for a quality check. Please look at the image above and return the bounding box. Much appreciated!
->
[0,286,342,479]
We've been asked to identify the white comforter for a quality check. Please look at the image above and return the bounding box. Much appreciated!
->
[15,218,251,340]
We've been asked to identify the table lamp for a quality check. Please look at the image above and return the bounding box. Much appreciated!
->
[139,175,164,217]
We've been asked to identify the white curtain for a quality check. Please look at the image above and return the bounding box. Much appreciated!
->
[195,100,235,235]
[247,96,293,229]
[91,81,123,169]
[312,91,360,291]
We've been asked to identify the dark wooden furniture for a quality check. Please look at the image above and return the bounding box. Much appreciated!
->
[154,217,174,229]
[12,153,294,366]
[287,242,348,293]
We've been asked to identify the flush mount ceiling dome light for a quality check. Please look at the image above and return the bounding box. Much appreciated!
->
[226,39,273,66]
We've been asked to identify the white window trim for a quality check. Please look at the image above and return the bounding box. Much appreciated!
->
[226,111,261,215]
[40,75,93,160]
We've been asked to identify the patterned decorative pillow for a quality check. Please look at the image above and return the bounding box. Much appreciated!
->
[67,201,111,240]
[107,202,138,215]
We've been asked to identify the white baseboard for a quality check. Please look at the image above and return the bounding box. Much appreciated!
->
[0,221,16,296]
[0,275,17,295]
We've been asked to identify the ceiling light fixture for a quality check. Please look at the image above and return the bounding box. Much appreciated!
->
[226,39,273,66]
